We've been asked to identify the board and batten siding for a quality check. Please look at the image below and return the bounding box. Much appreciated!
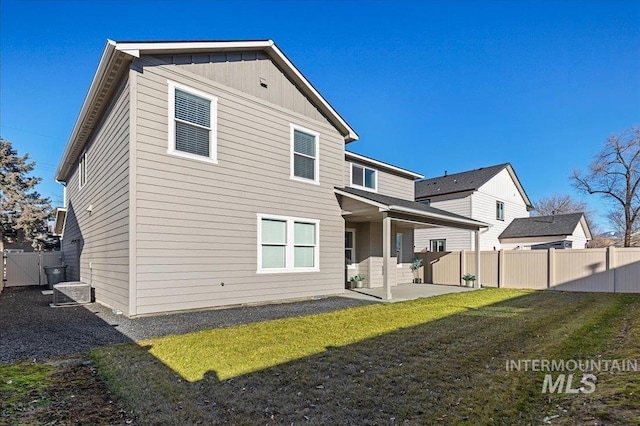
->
[62,76,130,314]
[154,52,330,124]
[132,58,346,315]
[414,192,473,251]
[343,160,415,200]
[471,168,530,250]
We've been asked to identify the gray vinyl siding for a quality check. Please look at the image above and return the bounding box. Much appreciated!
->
[61,77,130,313]
[344,161,415,199]
[133,57,345,315]
[414,193,473,251]
[346,221,413,288]
[153,52,330,124]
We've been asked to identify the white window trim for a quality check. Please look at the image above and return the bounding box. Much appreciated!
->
[257,213,320,274]
[430,239,446,252]
[345,228,356,269]
[496,201,505,221]
[78,151,87,190]
[167,80,218,164]
[290,124,320,185]
[349,162,378,192]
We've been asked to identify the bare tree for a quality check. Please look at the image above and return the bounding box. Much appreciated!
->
[572,125,640,247]
[0,139,52,250]
[533,193,588,216]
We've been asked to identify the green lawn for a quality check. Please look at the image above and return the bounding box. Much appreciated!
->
[91,289,640,424]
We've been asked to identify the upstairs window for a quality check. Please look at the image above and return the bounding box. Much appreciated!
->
[291,125,319,184]
[351,163,377,191]
[79,152,87,189]
[496,201,505,221]
[168,81,218,163]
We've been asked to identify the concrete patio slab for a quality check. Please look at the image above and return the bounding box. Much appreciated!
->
[341,283,478,302]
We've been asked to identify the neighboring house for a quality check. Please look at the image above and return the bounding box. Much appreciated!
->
[499,213,592,250]
[414,163,534,251]
[55,39,487,316]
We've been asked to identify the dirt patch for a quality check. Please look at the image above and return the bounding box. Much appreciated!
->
[1,359,133,425]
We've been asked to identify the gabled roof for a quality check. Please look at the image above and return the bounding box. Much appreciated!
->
[414,163,533,210]
[56,39,358,182]
[499,213,590,239]
[336,187,488,230]
[345,151,424,180]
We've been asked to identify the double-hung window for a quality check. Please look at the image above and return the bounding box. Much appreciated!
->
[496,201,505,221]
[291,125,319,183]
[168,81,218,162]
[351,163,377,191]
[79,152,87,189]
[258,214,319,273]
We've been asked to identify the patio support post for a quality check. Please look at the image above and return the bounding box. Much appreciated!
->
[382,213,392,300]
[474,230,481,289]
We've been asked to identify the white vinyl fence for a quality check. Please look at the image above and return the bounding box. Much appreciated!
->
[2,251,65,289]
[420,247,640,293]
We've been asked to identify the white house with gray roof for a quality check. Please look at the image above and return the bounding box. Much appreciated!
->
[499,213,591,250]
[414,163,533,251]
[55,39,488,316]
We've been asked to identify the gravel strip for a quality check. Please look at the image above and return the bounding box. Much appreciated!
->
[0,287,375,364]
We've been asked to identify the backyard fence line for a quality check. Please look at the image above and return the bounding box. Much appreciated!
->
[419,247,640,293]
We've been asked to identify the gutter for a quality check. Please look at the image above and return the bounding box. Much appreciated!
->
[56,40,120,182]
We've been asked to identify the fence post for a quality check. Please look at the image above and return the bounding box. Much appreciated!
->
[547,248,555,289]
[460,250,466,285]
[607,246,616,293]
[498,249,504,288]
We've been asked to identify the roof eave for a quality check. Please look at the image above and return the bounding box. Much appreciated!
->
[55,40,130,182]
[345,151,424,179]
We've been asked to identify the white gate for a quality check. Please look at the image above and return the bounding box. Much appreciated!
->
[3,252,64,287]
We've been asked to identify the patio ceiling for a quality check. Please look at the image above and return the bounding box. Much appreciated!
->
[335,187,488,231]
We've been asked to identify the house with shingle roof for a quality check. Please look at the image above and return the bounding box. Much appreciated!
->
[498,212,591,249]
[414,163,534,251]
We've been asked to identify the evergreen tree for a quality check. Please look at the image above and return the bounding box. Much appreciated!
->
[0,139,52,250]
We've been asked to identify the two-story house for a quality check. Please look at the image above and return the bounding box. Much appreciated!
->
[414,163,534,251]
[55,40,488,316]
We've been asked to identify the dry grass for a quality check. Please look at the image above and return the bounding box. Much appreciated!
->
[91,289,640,424]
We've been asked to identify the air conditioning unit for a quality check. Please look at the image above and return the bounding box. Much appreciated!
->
[52,281,92,306]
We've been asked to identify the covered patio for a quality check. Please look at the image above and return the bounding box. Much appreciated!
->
[336,187,488,300]
[342,282,477,303]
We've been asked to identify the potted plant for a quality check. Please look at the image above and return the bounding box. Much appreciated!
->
[462,273,476,287]
[410,257,423,283]
[350,274,365,288]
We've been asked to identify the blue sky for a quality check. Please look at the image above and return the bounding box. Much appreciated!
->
[1,0,638,229]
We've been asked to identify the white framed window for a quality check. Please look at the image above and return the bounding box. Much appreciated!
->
[78,152,87,189]
[345,228,356,269]
[396,232,403,266]
[168,80,218,163]
[430,239,446,252]
[290,124,319,184]
[350,163,377,191]
[496,201,505,221]
[257,214,320,273]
